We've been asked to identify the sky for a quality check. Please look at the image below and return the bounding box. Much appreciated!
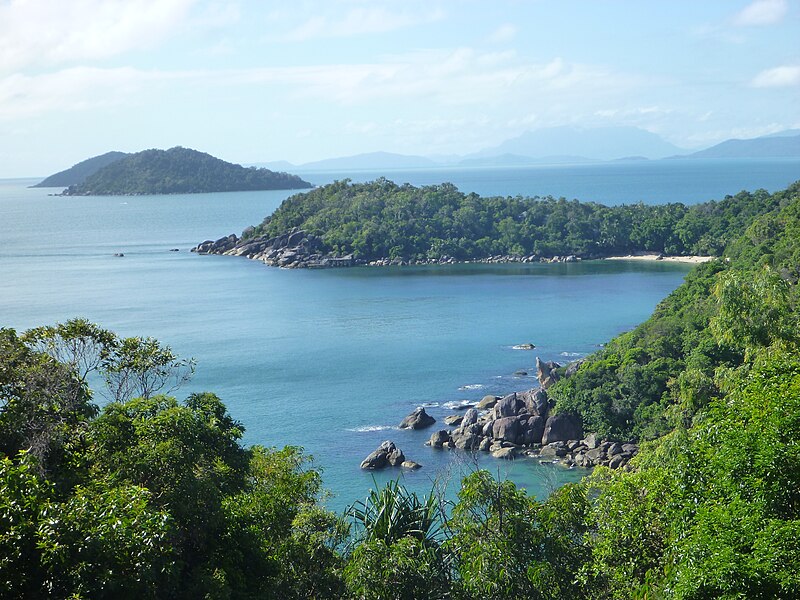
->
[1,0,798,177]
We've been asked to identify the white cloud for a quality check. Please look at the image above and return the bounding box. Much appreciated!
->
[0,67,180,120]
[0,0,197,74]
[487,24,518,43]
[733,0,788,26]
[751,65,800,87]
[278,6,445,42]
[0,48,645,143]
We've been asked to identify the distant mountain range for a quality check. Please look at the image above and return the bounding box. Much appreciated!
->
[467,126,685,161]
[37,129,800,191]
[254,127,800,172]
[679,133,800,159]
[40,147,312,195]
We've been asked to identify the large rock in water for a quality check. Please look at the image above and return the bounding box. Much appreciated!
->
[360,440,401,469]
[541,413,583,445]
[536,357,561,389]
[399,407,436,430]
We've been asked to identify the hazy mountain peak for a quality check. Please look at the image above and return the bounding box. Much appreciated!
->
[472,125,684,161]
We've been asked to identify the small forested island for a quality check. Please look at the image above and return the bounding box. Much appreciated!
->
[31,151,129,188]
[195,177,788,268]
[2,181,799,598]
[48,147,312,195]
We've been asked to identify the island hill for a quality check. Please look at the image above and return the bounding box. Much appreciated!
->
[194,177,784,268]
[34,147,312,195]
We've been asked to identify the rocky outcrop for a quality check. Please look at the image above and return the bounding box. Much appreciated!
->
[564,358,586,378]
[444,414,463,426]
[536,357,561,389]
[194,234,239,255]
[428,430,452,448]
[192,228,357,269]
[541,413,583,445]
[360,440,420,470]
[476,395,499,409]
[432,388,551,452]
[399,407,436,430]
[193,232,594,270]
[417,383,637,470]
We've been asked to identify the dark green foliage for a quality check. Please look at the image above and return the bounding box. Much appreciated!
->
[447,471,589,600]
[344,480,448,599]
[63,147,312,195]
[348,479,441,546]
[245,178,786,262]
[1,324,343,599]
[549,182,800,441]
[585,346,800,599]
[0,327,94,483]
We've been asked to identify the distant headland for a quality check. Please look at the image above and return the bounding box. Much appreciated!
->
[33,147,312,195]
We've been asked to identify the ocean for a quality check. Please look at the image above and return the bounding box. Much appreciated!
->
[2,158,798,511]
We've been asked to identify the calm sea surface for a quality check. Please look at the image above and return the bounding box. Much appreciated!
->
[2,159,798,511]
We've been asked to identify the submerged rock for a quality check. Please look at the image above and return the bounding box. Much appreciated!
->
[401,460,422,470]
[512,343,536,350]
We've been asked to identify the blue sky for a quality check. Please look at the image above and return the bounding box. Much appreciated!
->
[1,0,798,176]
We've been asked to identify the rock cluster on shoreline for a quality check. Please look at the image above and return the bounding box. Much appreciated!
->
[427,388,638,470]
[192,229,356,269]
[192,229,586,269]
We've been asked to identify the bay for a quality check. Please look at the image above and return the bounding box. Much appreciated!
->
[2,157,798,511]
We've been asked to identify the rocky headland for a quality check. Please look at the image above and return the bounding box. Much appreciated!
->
[426,388,638,471]
[358,356,638,473]
[192,228,585,269]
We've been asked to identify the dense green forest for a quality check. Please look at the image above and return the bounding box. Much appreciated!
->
[62,147,312,195]
[2,182,799,598]
[245,178,785,261]
[549,181,800,442]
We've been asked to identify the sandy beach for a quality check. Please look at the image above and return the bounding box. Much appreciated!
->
[603,254,716,264]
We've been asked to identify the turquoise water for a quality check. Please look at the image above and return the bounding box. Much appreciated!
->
[2,158,798,511]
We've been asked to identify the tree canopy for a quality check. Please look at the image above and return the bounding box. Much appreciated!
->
[244,178,790,261]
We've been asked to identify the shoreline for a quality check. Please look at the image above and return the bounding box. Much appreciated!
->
[601,254,716,264]
[194,231,718,268]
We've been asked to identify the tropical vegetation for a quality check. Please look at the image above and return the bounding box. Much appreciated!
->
[244,177,787,261]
